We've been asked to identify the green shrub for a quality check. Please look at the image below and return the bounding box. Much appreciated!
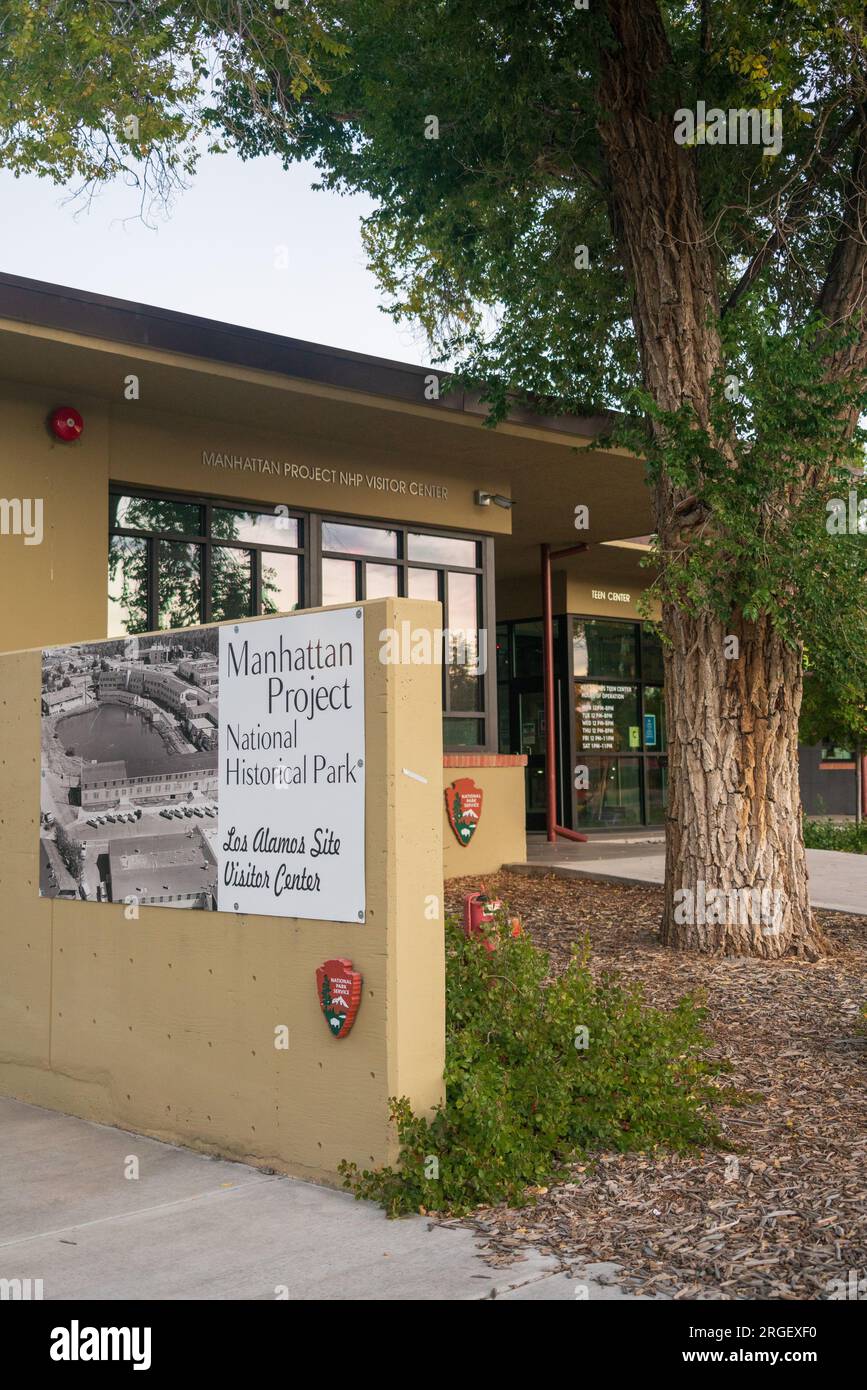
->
[339,914,724,1216]
[803,819,867,854]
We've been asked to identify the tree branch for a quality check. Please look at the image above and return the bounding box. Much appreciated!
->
[722,109,861,318]
[815,113,867,430]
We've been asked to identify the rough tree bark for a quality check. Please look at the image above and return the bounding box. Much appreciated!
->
[596,0,828,957]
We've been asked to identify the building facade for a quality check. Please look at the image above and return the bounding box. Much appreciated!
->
[80,754,218,810]
[0,273,859,853]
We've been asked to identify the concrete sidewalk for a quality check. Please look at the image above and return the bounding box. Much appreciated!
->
[0,1098,641,1301]
[509,836,865,916]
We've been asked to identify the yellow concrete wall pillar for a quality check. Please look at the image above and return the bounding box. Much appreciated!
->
[441,757,527,879]
[0,383,109,653]
[0,598,444,1184]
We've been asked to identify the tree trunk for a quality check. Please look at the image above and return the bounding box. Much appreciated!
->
[596,0,829,957]
[660,606,826,958]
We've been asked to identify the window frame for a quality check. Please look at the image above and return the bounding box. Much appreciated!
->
[497,614,668,826]
[109,486,496,752]
[316,509,494,751]
[109,486,306,631]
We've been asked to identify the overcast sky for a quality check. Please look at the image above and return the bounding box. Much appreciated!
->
[0,151,429,365]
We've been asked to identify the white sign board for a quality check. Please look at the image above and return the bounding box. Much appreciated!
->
[218,607,365,922]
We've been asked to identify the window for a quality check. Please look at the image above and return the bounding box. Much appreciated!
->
[108,491,304,635]
[574,756,643,827]
[573,620,638,681]
[498,614,667,826]
[575,683,640,752]
[108,488,492,750]
[319,515,489,748]
[571,619,667,823]
[821,743,855,763]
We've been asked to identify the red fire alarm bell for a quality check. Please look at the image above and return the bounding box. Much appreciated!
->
[49,406,84,442]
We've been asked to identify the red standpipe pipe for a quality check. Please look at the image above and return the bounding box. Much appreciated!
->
[540,542,588,844]
[541,543,557,841]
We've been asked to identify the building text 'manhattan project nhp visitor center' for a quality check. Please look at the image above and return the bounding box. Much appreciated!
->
[0,272,860,1180]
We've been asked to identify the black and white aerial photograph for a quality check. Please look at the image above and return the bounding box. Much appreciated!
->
[40,631,219,908]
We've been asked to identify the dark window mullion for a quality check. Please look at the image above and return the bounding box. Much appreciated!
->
[441,568,451,714]
[148,536,159,632]
[202,542,212,623]
[253,550,262,616]
[482,534,496,753]
[111,526,206,546]
[202,500,213,623]
[307,514,321,606]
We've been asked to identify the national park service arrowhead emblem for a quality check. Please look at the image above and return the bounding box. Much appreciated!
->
[444,777,484,847]
[316,958,363,1039]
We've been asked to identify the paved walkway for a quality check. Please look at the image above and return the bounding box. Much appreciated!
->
[508,833,865,915]
[0,1098,643,1301]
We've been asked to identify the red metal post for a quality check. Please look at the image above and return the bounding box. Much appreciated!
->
[540,541,589,844]
[541,543,557,841]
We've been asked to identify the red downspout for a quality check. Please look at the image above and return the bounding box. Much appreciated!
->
[541,542,589,844]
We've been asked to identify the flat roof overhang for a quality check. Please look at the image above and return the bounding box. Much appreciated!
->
[0,273,653,574]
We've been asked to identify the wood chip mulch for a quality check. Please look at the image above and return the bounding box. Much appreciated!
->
[442,872,867,1300]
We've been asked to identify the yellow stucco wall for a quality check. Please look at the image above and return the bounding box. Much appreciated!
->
[441,760,527,880]
[0,598,445,1184]
[0,378,511,656]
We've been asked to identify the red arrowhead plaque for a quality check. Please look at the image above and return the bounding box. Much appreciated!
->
[444,777,483,847]
[316,958,363,1039]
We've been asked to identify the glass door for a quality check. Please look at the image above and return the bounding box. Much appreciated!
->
[517,689,548,830]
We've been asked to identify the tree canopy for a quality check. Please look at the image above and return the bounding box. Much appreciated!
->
[4,2,863,684]
[5,0,867,951]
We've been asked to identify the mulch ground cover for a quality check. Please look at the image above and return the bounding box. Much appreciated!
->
[442,871,867,1300]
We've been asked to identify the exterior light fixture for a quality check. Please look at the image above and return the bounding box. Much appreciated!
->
[474,491,515,509]
[49,406,84,442]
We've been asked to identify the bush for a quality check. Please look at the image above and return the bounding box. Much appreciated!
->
[339,914,723,1216]
[803,819,867,854]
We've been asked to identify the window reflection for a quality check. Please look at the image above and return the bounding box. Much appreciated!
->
[408,532,477,567]
[444,718,484,748]
[214,508,298,549]
[643,686,666,751]
[261,552,300,614]
[322,557,357,605]
[365,563,399,598]
[574,757,642,827]
[108,535,149,636]
[573,621,638,680]
[447,571,481,711]
[408,568,439,601]
[321,522,398,557]
[111,494,202,536]
[211,547,252,622]
[646,757,669,823]
[158,542,202,629]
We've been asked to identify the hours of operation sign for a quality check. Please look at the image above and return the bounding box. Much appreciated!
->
[217,607,365,923]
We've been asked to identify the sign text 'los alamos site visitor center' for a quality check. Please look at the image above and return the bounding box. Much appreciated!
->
[218,607,365,923]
